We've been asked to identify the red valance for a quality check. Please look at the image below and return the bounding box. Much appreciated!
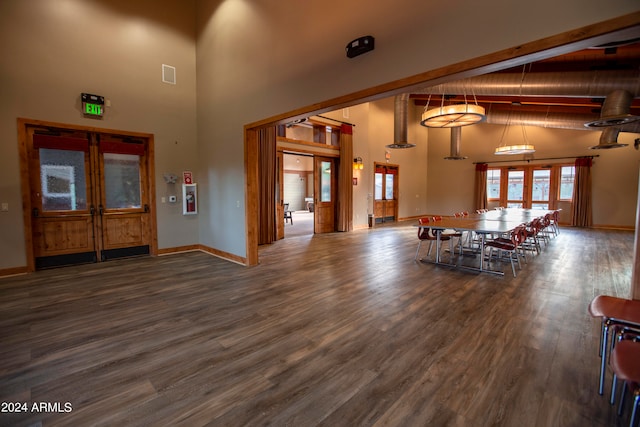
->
[375,165,397,174]
[100,140,145,156]
[33,134,89,152]
[575,157,593,167]
[341,124,353,135]
[475,163,488,172]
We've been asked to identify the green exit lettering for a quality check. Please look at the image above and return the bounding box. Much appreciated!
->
[84,103,102,116]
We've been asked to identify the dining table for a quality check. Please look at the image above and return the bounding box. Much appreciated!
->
[469,208,558,223]
[417,216,525,276]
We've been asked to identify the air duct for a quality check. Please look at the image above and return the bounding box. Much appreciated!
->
[386,94,416,149]
[418,70,640,133]
[584,90,640,128]
[484,109,640,133]
[444,127,467,160]
[590,127,628,150]
[420,70,640,99]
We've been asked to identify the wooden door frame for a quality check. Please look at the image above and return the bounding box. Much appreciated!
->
[244,15,640,266]
[17,118,158,272]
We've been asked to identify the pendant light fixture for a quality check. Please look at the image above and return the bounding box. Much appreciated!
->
[420,91,486,128]
[494,65,536,155]
[494,108,536,155]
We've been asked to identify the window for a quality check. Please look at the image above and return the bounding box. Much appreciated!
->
[486,163,575,209]
[559,166,575,200]
[487,169,500,200]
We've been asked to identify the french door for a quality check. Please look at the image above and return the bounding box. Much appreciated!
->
[373,163,398,223]
[503,166,553,209]
[26,126,153,269]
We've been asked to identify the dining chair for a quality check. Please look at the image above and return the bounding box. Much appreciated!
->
[610,326,640,405]
[284,203,293,224]
[433,216,463,258]
[523,217,544,254]
[609,339,640,426]
[588,295,640,395]
[484,224,526,277]
[415,217,451,261]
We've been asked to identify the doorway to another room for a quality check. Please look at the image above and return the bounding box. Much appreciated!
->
[282,153,314,238]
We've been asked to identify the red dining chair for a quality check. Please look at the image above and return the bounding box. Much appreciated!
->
[610,339,640,426]
[433,216,463,258]
[541,213,557,239]
[414,217,451,261]
[523,217,544,254]
[588,295,640,395]
[551,210,560,235]
[484,224,527,277]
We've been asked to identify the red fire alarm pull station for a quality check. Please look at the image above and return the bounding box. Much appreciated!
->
[346,35,375,58]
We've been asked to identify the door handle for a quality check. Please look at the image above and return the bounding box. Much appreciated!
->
[32,207,39,217]
[144,204,149,213]
[98,205,104,216]
[90,205,95,216]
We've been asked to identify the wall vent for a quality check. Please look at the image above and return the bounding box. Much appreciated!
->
[162,64,176,85]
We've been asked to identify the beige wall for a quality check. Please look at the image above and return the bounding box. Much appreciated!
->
[426,123,640,227]
[195,0,638,258]
[1,0,638,270]
[0,0,198,269]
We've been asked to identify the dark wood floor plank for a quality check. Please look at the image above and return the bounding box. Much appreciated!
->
[0,226,634,426]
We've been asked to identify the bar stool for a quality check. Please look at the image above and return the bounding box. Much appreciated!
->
[610,340,640,426]
[588,295,640,395]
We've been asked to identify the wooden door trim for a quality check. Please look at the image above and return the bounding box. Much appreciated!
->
[17,118,157,272]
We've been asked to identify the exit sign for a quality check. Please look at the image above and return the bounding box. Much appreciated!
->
[84,102,102,116]
[81,93,105,118]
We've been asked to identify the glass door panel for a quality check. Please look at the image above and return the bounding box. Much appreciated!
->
[385,174,394,199]
[39,148,88,211]
[320,161,332,202]
[531,169,550,209]
[103,153,142,209]
[506,170,524,208]
[374,172,383,199]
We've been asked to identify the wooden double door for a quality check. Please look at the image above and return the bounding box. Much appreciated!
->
[373,163,398,223]
[25,125,154,269]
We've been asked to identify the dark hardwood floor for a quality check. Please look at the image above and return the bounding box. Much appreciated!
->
[0,224,634,426]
